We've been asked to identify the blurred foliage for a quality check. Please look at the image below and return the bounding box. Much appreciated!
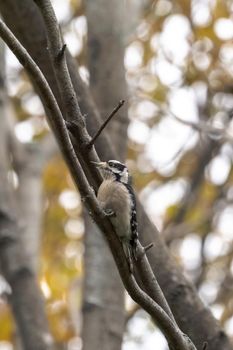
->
[1,0,233,348]
[41,157,83,343]
[0,303,13,340]
[125,0,233,342]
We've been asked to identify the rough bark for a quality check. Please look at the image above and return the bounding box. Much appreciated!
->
[0,1,232,349]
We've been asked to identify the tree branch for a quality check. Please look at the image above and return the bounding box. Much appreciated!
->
[33,0,86,130]
[0,16,197,350]
[33,0,189,339]
[32,2,183,333]
[56,43,66,61]
[87,99,125,149]
[135,242,176,324]
[33,0,103,187]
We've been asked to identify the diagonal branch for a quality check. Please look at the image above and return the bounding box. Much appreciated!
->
[135,243,176,324]
[87,99,125,148]
[33,0,185,331]
[0,15,197,350]
[33,0,103,189]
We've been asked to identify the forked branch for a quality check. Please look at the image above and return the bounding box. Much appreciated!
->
[0,9,196,350]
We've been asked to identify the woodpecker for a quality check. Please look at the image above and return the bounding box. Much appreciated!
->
[93,159,138,272]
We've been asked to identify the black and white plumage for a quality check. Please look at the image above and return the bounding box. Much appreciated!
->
[94,159,138,271]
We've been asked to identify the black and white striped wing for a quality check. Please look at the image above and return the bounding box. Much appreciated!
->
[124,183,138,246]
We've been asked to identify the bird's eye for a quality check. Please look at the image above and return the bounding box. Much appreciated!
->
[108,161,114,167]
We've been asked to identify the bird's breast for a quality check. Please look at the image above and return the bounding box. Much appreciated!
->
[97,180,131,239]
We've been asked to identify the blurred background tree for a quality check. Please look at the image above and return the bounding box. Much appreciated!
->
[0,0,233,349]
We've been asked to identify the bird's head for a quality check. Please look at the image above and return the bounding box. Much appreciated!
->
[93,159,129,184]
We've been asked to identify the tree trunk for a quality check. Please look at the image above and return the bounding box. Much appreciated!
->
[82,1,129,349]
[0,41,54,350]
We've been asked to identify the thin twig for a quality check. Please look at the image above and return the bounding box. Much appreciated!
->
[144,242,154,252]
[56,43,66,61]
[87,99,125,149]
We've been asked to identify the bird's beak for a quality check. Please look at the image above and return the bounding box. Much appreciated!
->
[91,161,108,169]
